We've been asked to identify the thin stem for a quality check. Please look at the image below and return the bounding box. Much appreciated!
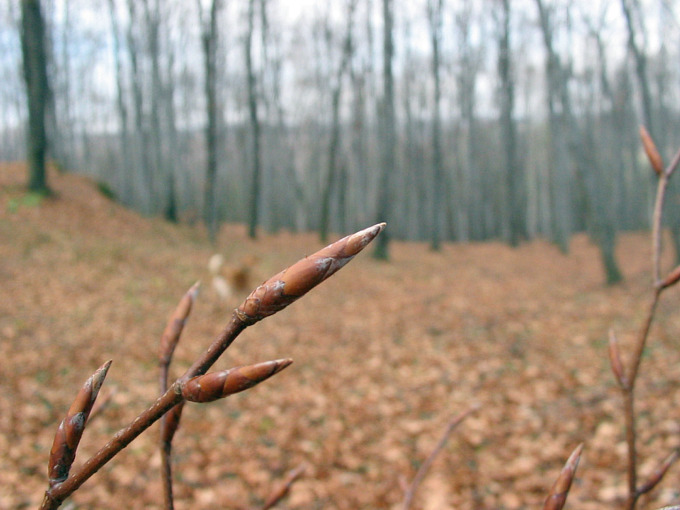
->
[627,291,661,389]
[160,440,174,510]
[160,363,174,510]
[41,312,249,509]
[623,390,638,510]
[620,143,680,510]
[41,384,184,510]
[401,406,478,510]
[651,175,668,285]
[180,312,249,382]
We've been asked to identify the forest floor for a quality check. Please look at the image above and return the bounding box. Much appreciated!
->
[1,162,679,510]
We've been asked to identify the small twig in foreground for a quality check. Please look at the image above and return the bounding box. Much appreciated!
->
[616,132,680,510]
[542,443,584,510]
[158,281,199,510]
[259,463,307,510]
[401,405,479,510]
[40,223,385,510]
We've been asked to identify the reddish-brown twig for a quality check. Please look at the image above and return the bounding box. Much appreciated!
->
[616,133,680,510]
[401,405,479,510]
[40,224,385,510]
[542,443,584,510]
[259,463,307,510]
[158,281,199,510]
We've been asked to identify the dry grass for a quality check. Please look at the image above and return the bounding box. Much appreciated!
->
[1,162,679,509]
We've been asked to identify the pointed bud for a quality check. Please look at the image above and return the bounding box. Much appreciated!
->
[543,443,584,510]
[159,282,200,365]
[182,359,293,403]
[640,126,664,176]
[608,330,628,389]
[637,450,678,496]
[659,265,680,290]
[48,360,112,485]
[236,223,386,323]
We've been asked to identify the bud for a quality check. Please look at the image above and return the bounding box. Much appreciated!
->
[637,450,678,496]
[659,265,680,290]
[640,125,664,176]
[608,330,628,389]
[182,359,293,403]
[159,282,200,365]
[261,463,307,510]
[236,223,386,323]
[543,443,584,510]
[48,360,112,485]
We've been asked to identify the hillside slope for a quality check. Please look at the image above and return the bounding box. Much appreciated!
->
[1,162,679,509]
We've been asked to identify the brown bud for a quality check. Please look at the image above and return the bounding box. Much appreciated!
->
[160,402,185,444]
[659,265,680,290]
[48,360,112,485]
[261,463,307,510]
[182,359,293,403]
[543,443,584,510]
[159,282,200,365]
[640,125,664,176]
[608,330,628,389]
[236,223,386,323]
[637,450,678,496]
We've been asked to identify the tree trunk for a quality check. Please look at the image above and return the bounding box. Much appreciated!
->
[246,0,262,239]
[107,0,132,204]
[199,0,223,242]
[534,0,572,253]
[319,0,356,243]
[20,0,51,194]
[373,0,394,260]
[497,0,525,246]
[428,0,444,251]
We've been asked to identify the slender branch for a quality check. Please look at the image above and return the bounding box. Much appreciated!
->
[651,175,668,285]
[401,406,479,510]
[41,382,185,510]
[620,138,679,510]
[40,224,386,509]
[259,463,307,510]
[158,281,199,510]
[41,314,248,510]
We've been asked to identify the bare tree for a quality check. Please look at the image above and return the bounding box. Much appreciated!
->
[427,0,444,250]
[20,0,51,194]
[373,0,394,259]
[107,0,133,204]
[246,0,262,239]
[319,0,357,243]
[126,0,153,213]
[198,0,223,242]
[495,0,525,246]
[534,0,574,253]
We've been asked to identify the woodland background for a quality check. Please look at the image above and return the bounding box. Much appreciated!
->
[2,0,680,260]
[1,162,680,509]
[3,0,680,508]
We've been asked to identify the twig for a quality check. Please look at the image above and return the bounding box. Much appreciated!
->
[618,133,680,510]
[542,443,584,510]
[259,463,307,510]
[159,281,200,510]
[40,223,386,510]
[401,405,479,510]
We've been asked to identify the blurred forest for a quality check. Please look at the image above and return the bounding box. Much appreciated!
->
[2,0,680,250]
